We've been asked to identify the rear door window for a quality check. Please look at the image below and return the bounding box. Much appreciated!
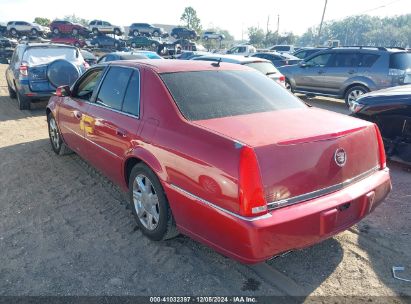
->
[96,67,133,110]
[122,71,140,116]
[359,54,379,67]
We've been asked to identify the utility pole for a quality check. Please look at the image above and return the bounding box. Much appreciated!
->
[276,14,280,44]
[266,15,270,34]
[317,0,328,46]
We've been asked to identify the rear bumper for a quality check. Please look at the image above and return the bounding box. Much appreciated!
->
[165,168,391,264]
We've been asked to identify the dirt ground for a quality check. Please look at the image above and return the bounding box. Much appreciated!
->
[0,64,410,299]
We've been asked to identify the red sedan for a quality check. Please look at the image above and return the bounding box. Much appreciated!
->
[46,60,391,264]
[51,36,86,48]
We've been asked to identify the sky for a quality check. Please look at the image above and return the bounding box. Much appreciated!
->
[0,0,409,39]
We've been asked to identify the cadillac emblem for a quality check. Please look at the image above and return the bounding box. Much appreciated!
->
[334,148,347,167]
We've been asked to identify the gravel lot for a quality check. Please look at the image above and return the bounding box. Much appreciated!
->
[0,64,410,298]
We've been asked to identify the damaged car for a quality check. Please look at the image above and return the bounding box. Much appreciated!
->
[351,85,411,165]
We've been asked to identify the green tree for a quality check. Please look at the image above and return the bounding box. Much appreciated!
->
[180,7,202,33]
[34,17,50,26]
[63,14,89,27]
[247,27,265,47]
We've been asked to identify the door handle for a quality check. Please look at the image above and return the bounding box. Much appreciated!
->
[73,110,82,120]
[116,128,127,138]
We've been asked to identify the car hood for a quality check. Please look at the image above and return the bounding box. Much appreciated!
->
[360,84,411,98]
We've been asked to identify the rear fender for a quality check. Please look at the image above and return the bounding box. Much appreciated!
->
[340,76,376,97]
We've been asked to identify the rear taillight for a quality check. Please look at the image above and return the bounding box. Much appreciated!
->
[19,64,28,76]
[279,75,285,82]
[238,146,267,217]
[374,124,386,170]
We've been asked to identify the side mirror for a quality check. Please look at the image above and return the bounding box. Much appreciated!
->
[299,62,307,68]
[55,85,71,97]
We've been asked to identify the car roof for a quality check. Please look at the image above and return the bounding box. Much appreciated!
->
[194,54,270,64]
[21,42,77,49]
[108,59,252,73]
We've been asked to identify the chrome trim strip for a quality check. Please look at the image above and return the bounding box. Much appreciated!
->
[267,166,380,210]
[169,184,272,222]
[85,101,139,119]
[64,126,120,159]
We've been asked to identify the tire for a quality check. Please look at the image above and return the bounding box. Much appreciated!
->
[47,113,72,155]
[131,42,137,48]
[153,31,159,37]
[133,30,139,37]
[72,28,79,35]
[114,42,119,49]
[151,43,157,48]
[74,42,81,48]
[114,28,121,36]
[31,28,38,36]
[52,28,59,35]
[16,89,30,110]
[8,82,16,99]
[10,28,17,36]
[128,163,179,241]
[285,79,293,92]
[344,85,369,108]
[204,36,209,41]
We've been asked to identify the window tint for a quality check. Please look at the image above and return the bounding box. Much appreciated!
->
[96,67,133,110]
[122,71,140,116]
[75,69,104,101]
[306,53,332,67]
[294,51,306,59]
[329,53,359,67]
[359,54,379,67]
[389,53,411,70]
[161,70,305,121]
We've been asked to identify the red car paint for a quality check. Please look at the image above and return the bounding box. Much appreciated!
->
[47,60,391,264]
[51,37,86,48]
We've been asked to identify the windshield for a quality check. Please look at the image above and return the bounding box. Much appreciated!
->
[390,53,411,70]
[161,70,304,121]
[244,62,279,75]
[23,47,83,66]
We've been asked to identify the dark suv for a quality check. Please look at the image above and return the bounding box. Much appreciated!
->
[128,23,165,37]
[50,20,90,36]
[279,46,411,107]
[170,27,198,40]
[5,43,87,110]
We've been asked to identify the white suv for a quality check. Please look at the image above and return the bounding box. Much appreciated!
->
[88,20,123,36]
[7,21,50,36]
[202,31,225,41]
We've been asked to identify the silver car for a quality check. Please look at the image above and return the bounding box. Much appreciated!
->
[279,46,411,107]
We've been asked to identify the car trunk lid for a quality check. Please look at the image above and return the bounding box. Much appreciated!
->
[194,108,380,209]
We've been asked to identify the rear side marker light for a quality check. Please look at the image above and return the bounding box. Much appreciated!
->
[238,146,267,217]
[374,124,386,170]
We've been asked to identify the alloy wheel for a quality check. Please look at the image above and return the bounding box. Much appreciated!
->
[48,117,60,150]
[347,89,365,108]
[133,174,160,231]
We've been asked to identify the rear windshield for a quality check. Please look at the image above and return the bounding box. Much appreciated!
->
[390,53,411,70]
[272,46,290,52]
[160,70,304,121]
[23,47,82,66]
[244,62,279,75]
